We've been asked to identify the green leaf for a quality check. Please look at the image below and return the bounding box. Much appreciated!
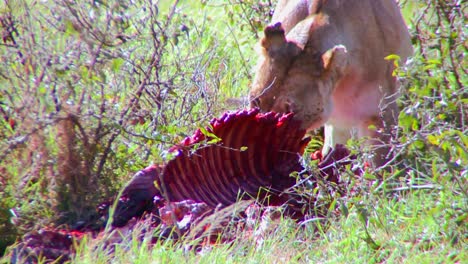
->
[426,59,442,65]
[356,204,369,225]
[399,112,418,131]
[363,171,377,180]
[111,58,125,72]
[437,113,447,120]
[340,203,349,218]
[423,64,439,71]
[64,20,78,37]
[199,126,221,144]
[367,124,377,131]
[207,138,221,144]
[384,54,400,67]
[411,118,420,131]
[38,85,47,95]
[413,139,425,149]
[361,235,381,250]
[384,54,400,61]
[427,134,440,145]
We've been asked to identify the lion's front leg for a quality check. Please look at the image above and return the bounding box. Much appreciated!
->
[322,123,353,156]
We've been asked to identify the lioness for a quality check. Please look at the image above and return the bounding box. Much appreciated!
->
[249,0,413,167]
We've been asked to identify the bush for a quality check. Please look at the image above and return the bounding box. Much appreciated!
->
[0,0,264,254]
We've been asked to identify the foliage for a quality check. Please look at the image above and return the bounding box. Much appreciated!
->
[0,0,466,262]
[0,0,259,255]
[397,0,466,172]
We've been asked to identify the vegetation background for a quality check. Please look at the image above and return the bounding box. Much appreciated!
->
[0,0,466,262]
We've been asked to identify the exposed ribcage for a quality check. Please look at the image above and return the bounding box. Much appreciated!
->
[159,109,309,207]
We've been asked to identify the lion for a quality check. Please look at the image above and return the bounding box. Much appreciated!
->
[249,0,413,168]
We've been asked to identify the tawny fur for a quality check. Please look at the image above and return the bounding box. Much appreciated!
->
[250,0,413,167]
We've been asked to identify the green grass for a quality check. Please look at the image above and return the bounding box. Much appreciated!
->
[68,188,465,263]
[1,0,466,262]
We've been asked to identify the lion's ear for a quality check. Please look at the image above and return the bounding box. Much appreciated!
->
[261,22,288,52]
[322,45,348,75]
[286,16,315,49]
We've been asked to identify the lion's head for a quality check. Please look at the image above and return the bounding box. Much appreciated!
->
[249,18,348,131]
